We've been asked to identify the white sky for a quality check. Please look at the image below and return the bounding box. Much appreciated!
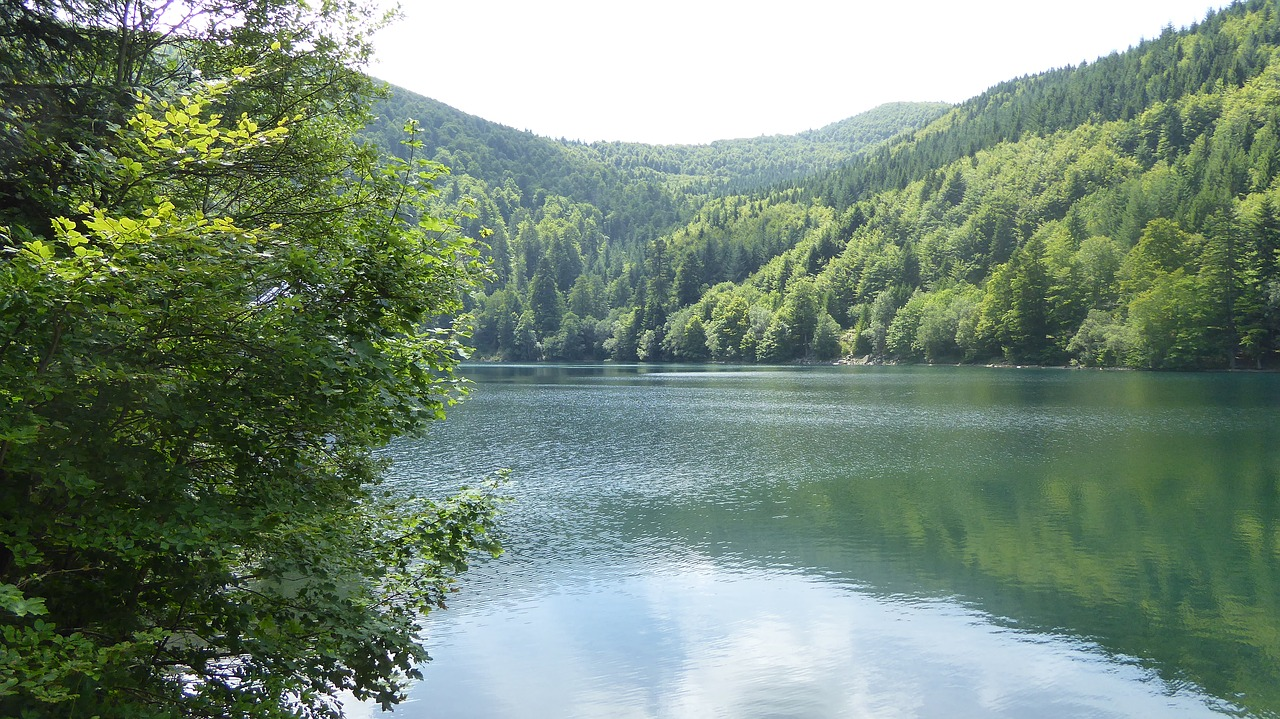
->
[370,0,1231,145]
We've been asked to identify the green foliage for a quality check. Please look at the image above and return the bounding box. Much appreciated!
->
[383,89,948,362]
[771,277,826,359]
[706,293,752,361]
[0,7,502,717]
[528,269,565,337]
[647,0,1280,368]
[1126,270,1214,368]
[811,312,843,360]
[398,0,1280,369]
[606,309,642,361]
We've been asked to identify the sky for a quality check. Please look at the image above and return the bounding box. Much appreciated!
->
[369,0,1232,146]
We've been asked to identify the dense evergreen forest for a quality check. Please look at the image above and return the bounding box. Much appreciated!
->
[388,0,1280,370]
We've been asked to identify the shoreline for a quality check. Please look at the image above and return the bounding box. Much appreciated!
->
[465,356,1279,372]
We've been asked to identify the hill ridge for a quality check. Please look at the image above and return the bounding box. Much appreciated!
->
[381,0,1280,373]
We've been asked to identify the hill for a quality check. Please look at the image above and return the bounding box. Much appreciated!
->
[456,0,1280,370]
[360,88,947,360]
[372,1,1280,371]
[364,88,946,246]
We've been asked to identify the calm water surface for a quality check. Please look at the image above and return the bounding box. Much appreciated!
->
[372,364,1280,719]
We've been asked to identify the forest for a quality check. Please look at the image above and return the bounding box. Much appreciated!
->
[387,0,1280,370]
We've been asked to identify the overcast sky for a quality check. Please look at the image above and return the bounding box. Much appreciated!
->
[369,1,1231,145]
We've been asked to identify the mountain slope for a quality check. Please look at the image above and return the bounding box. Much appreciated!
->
[365,88,946,240]
[811,4,1280,209]
[387,1,1280,372]
[358,87,947,361]
[595,0,1280,370]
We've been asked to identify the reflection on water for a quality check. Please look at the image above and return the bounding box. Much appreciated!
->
[371,365,1280,719]
[410,570,1225,719]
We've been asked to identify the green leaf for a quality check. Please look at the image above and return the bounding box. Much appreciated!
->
[0,584,48,618]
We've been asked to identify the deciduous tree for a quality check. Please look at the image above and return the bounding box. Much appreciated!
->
[1,6,501,717]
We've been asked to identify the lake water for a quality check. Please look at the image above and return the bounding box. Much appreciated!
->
[373,364,1280,719]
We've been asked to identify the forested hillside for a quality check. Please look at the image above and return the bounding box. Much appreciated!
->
[388,0,1280,371]
[361,89,948,359]
[762,0,1280,370]
[366,91,946,225]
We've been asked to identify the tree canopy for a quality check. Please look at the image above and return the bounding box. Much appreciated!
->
[1,2,501,717]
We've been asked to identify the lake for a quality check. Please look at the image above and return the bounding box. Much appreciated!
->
[371,364,1280,719]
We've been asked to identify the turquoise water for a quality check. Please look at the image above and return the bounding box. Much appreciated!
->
[375,364,1280,719]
